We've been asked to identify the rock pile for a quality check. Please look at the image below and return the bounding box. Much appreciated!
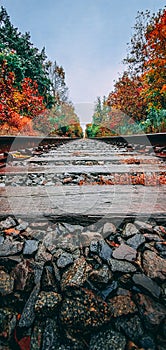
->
[0,216,166,349]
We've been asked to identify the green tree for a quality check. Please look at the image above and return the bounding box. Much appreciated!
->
[92,97,108,124]
[0,6,53,106]
[92,97,103,125]
[0,48,25,84]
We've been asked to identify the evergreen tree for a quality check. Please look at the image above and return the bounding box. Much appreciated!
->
[0,6,53,106]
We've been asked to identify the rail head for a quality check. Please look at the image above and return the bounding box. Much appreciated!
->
[0,136,81,153]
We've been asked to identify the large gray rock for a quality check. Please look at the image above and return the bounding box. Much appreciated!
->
[0,217,17,230]
[108,259,136,273]
[112,244,137,262]
[16,220,29,231]
[90,327,126,350]
[19,285,40,328]
[142,250,166,281]
[98,240,113,262]
[23,240,39,255]
[134,220,153,232]
[90,240,113,262]
[0,240,23,257]
[56,252,74,269]
[126,233,145,250]
[122,223,139,238]
[132,273,161,299]
[102,222,116,237]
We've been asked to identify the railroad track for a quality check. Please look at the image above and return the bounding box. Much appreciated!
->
[0,134,166,350]
[0,135,165,223]
[0,136,75,169]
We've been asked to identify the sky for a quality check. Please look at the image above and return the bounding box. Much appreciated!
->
[0,0,165,126]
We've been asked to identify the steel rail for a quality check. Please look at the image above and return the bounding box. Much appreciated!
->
[0,133,165,153]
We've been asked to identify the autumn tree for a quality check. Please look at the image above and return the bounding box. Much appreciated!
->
[141,9,166,110]
[0,6,53,107]
[107,72,146,121]
[32,110,52,135]
[0,59,45,133]
[123,8,166,111]
[106,7,166,133]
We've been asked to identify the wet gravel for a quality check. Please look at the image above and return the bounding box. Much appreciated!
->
[0,215,166,349]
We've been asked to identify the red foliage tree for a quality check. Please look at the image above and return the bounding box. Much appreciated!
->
[107,73,146,121]
[0,59,46,134]
[141,9,166,109]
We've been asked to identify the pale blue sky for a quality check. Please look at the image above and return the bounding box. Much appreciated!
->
[0,0,165,124]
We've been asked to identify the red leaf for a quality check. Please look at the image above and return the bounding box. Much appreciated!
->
[14,329,31,350]
[18,336,31,350]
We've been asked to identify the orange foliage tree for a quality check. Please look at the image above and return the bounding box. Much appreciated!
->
[107,73,146,121]
[141,9,166,110]
[106,8,166,131]
[0,60,46,134]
